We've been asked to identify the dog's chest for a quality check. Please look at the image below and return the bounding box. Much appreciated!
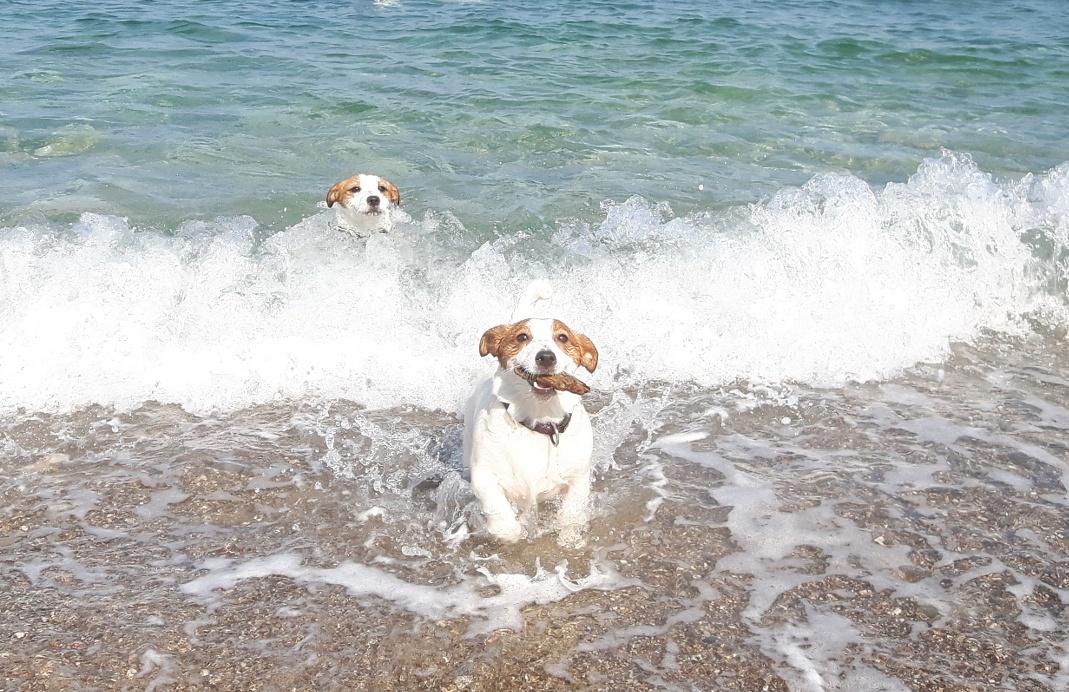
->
[489,412,588,501]
[501,442,570,504]
[333,208,390,237]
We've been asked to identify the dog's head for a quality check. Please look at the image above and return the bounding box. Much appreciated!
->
[479,318,598,397]
[326,174,400,215]
[326,174,401,235]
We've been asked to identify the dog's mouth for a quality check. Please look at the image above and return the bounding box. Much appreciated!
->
[514,367,556,396]
[513,367,591,396]
[363,208,383,216]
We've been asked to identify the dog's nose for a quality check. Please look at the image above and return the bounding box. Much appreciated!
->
[367,195,380,206]
[535,350,556,368]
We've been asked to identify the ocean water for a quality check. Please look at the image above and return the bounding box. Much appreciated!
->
[3,0,1069,689]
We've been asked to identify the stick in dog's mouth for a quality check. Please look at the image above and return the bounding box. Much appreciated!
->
[513,367,591,396]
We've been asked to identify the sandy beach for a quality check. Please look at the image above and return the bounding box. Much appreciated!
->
[4,338,1068,690]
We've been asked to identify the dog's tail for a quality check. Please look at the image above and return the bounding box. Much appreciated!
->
[511,279,553,321]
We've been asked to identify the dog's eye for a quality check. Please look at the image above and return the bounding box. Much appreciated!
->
[349,186,361,193]
[378,185,387,193]
[556,333,569,344]
[516,333,529,342]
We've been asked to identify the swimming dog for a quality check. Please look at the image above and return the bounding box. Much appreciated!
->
[325,173,401,237]
[463,280,599,544]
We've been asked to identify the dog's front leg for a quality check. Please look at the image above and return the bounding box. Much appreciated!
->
[471,470,523,543]
[556,471,591,547]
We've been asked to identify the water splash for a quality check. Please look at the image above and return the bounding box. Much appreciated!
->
[1,153,1066,416]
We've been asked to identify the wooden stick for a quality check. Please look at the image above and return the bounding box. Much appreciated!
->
[513,367,591,396]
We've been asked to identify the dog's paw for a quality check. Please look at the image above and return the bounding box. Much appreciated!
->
[486,516,523,543]
[491,528,523,543]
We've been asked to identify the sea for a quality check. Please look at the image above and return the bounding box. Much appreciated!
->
[3,0,1069,689]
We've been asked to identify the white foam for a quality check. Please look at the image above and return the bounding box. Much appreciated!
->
[888,413,1069,505]
[575,605,706,654]
[1,152,1067,415]
[647,381,1069,688]
[653,433,918,619]
[179,551,635,635]
[137,649,180,692]
[771,608,912,692]
[651,427,994,684]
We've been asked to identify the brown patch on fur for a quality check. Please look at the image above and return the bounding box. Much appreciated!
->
[552,319,598,373]
[377,178,401,206]
[325,174,400,208]
[326,175,358,208]
[479,321,532,369]
[479,319,598,374]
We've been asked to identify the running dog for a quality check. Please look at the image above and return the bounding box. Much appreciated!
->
[463,280,598,545]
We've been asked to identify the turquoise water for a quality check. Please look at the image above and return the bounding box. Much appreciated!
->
[3,0,1067,232]
[4,0,1069,414]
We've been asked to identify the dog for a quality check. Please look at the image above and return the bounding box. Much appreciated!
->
[325,173,401,237]
[463,280,599,545]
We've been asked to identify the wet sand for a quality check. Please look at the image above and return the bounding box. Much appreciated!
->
[3,338,1069,691]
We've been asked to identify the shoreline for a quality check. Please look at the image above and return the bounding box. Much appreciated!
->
[4,339,1069,690]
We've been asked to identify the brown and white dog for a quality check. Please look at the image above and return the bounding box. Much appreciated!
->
[463,280,599,545]
[325,173,401,237]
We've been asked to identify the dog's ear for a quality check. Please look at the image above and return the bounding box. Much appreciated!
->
[380,179,401,206]
[576,333,599,373]
[325,180,346,208]
[479,325,510,358]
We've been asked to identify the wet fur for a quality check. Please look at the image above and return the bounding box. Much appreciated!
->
[462,280,598,544]
[325,173,401,237]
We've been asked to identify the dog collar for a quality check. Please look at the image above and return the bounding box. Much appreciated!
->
[503,404,572,446]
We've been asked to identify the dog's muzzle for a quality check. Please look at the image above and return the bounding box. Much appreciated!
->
[513,367,591,396]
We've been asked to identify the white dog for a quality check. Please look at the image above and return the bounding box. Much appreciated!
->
[463,280,599,544]
[325,173,401,237]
